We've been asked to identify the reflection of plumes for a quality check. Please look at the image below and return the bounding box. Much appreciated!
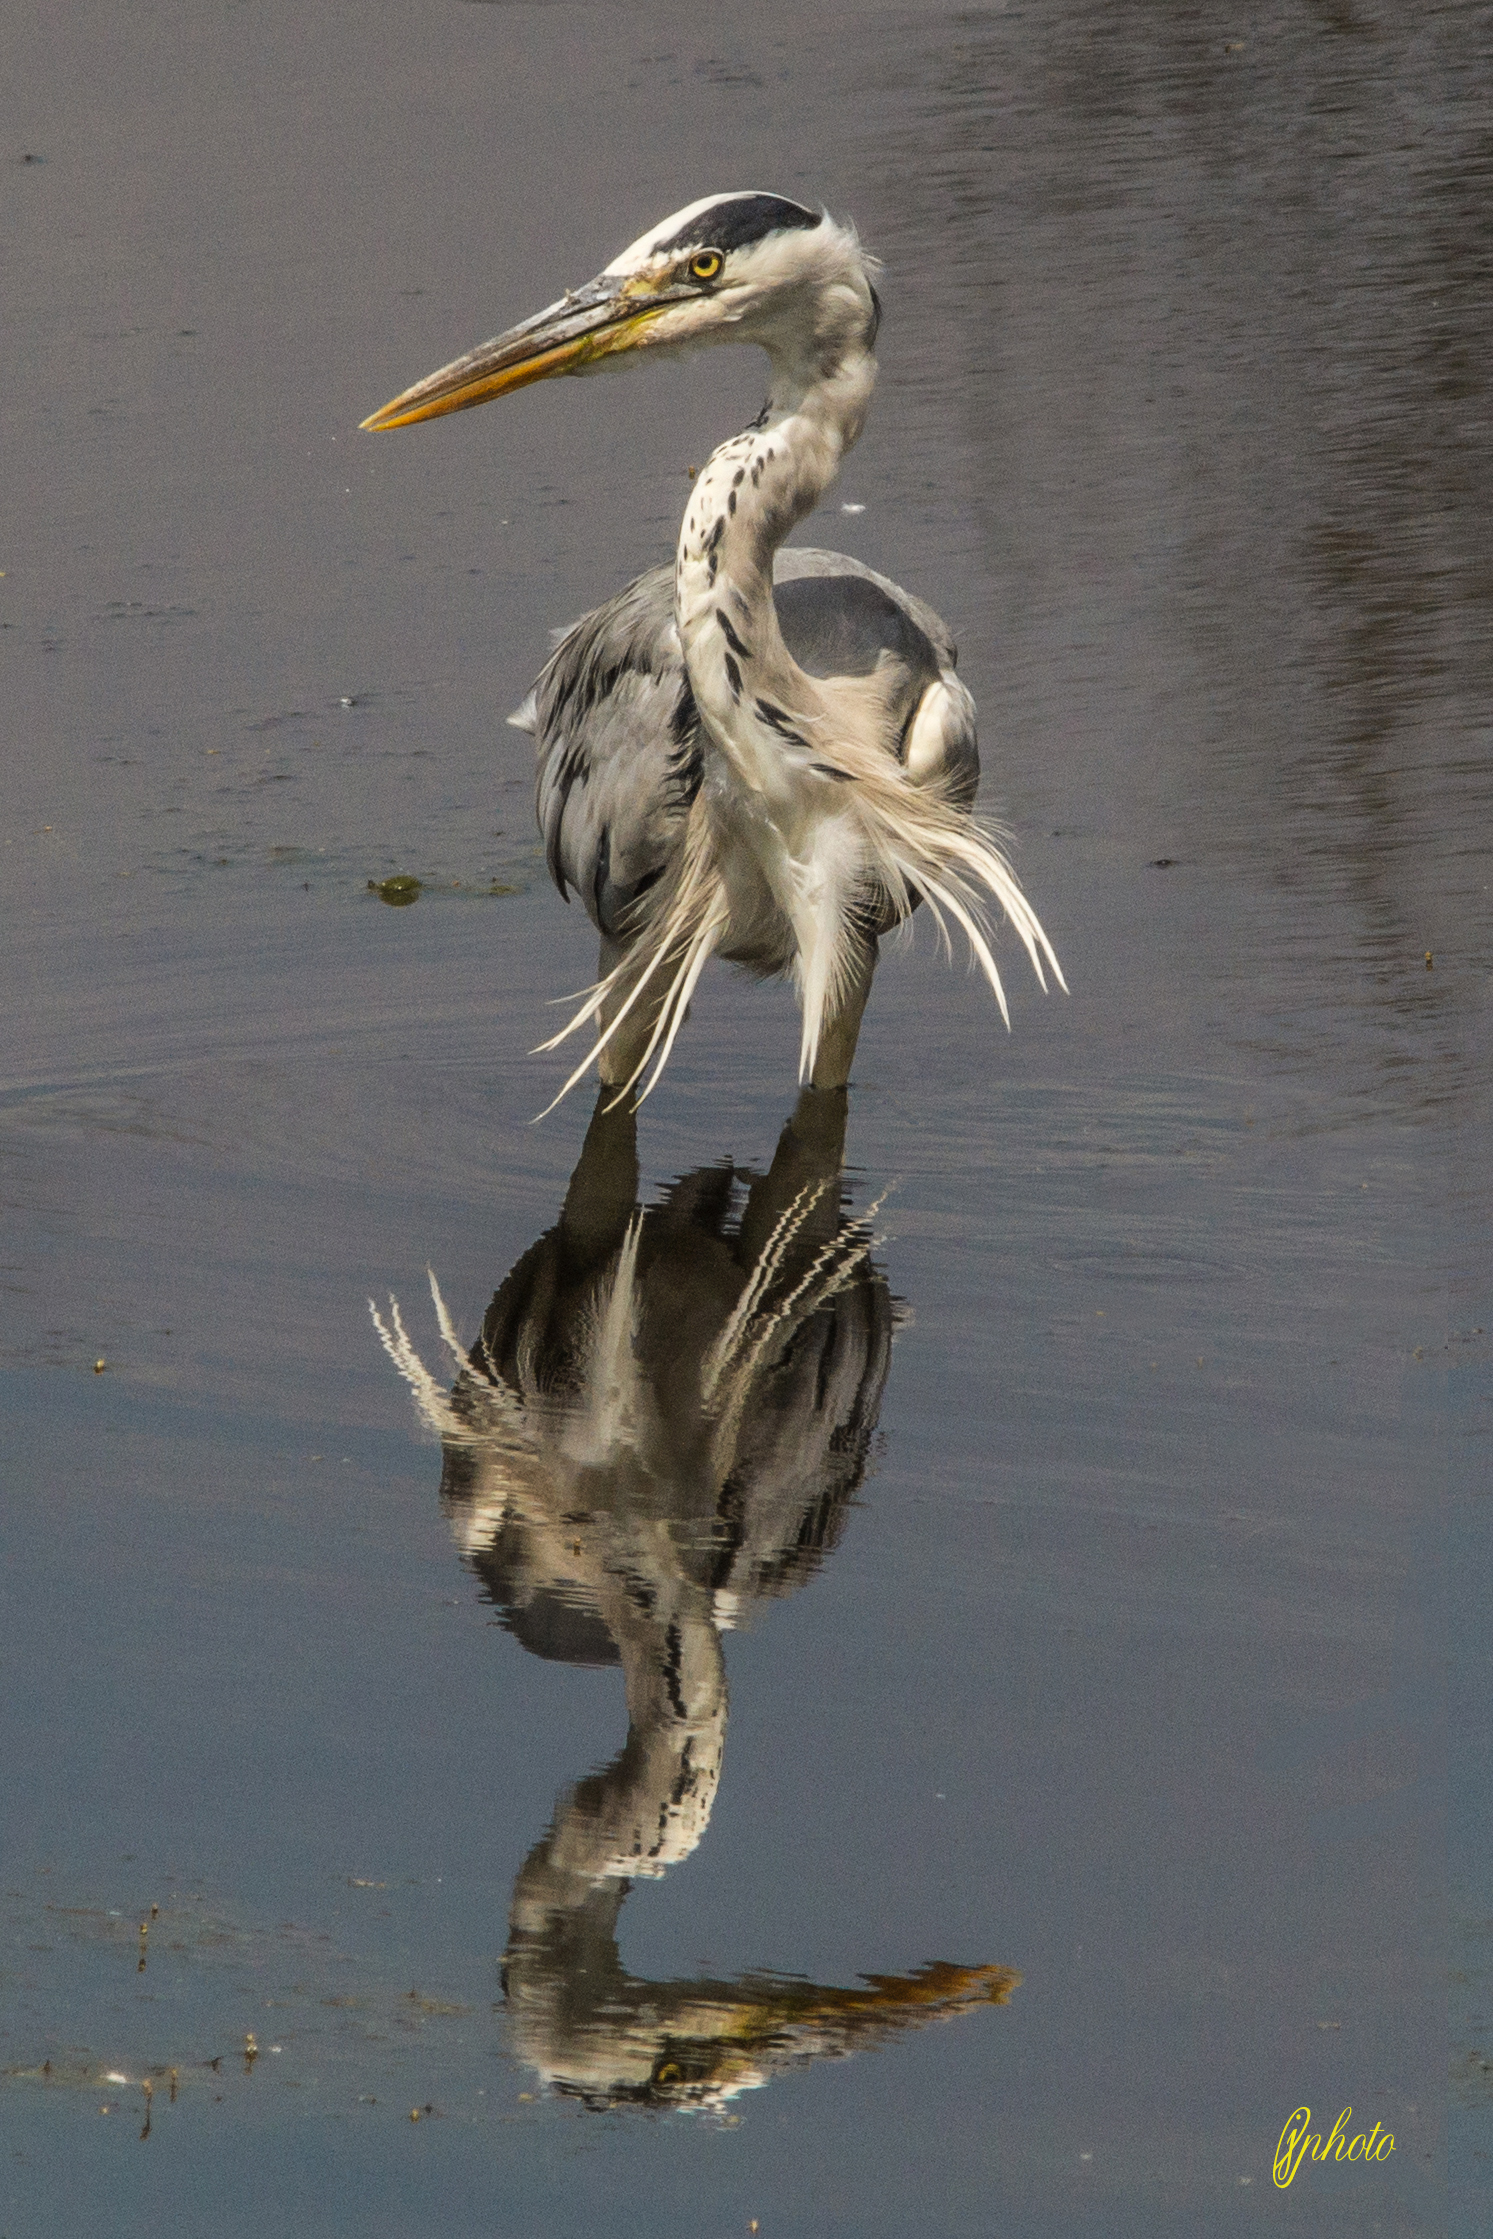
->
[450,1086,890,1643]
[374,1089,1018,2110]
[376,1087,892,1676]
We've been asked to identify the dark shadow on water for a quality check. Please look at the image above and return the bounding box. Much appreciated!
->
[377,1087,1020,2111]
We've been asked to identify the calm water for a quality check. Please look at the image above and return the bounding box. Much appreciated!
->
[4,2,1488,2232]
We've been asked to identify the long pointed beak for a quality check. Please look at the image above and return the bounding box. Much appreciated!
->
[360,276,677,431]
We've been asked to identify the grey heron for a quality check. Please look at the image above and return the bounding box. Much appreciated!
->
[363,192,1065,1106]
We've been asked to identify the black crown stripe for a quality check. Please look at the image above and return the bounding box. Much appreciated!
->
[651,193,821,260]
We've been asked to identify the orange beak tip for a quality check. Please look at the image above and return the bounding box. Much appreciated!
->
[354,301,668,439]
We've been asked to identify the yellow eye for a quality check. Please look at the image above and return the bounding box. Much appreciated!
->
[688,251,723,283]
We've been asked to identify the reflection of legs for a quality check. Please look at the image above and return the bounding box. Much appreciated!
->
[596,935,669,1093]
[809,936,877,1090]
[559,1085,640,1268]
[738,1085,849,1269]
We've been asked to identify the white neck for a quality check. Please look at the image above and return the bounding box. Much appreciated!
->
[673,337,877,815]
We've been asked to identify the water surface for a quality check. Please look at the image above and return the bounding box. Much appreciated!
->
[4,2,1487,2232]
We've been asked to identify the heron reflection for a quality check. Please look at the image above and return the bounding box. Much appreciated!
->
[374,1088,1018,2109]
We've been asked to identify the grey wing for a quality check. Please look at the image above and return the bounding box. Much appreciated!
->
[521,565,701,942]
[771,545,961,668]
[517,549,978,941]
[772,547,979,809]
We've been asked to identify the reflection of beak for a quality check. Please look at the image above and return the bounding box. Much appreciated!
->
[361,276,680,430]
[633,1960,1023,2109]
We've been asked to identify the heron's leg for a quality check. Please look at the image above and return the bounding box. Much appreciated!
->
[595,935,670,1093]
[809,937,878,1090]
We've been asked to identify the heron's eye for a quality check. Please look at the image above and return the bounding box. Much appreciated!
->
[688,251,724,284]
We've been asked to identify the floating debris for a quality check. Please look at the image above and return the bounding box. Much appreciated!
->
[369,875,422,907]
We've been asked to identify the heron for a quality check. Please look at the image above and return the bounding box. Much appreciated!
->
[363,191,1064,1106]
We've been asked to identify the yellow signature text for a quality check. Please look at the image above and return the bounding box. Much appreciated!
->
[1274,2106,1396,2187]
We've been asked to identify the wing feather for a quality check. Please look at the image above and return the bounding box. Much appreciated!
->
[527,548,976,941]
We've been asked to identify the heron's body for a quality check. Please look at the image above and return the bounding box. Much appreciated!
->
[517,544,976,969]
[364,192,1063,1101]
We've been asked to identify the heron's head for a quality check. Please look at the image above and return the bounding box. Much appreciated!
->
[361,192,879,432]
